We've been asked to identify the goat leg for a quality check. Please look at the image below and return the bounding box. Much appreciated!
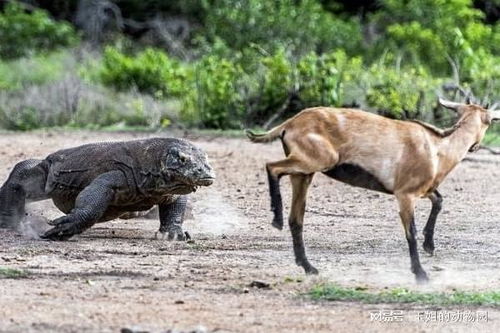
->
[423,190,443,256]
[398,195,429,283]
[289,174,318,274]
[267,167,284,230]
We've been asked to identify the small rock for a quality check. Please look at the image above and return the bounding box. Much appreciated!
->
[174,300,185,304]
[121,327,149,333]
[249,280,271,289]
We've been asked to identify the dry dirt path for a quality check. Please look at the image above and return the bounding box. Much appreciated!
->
[0,131,500,332]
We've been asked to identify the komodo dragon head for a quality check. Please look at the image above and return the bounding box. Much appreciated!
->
[160,140,215,194]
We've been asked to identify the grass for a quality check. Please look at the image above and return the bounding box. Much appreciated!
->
[0,125,160,134]
[309,283,500,307]
[0,267,29,279]
[0,51,70,90]
[190,128,249,138]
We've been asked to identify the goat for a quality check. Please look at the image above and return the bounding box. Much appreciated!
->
[246,99,500,283]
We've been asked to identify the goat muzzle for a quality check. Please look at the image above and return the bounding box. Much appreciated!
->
[468,143,480,152]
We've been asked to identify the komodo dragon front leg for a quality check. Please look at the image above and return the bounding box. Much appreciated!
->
[0,159,49,228]
[156,195,188,241]
[41,171,127,241]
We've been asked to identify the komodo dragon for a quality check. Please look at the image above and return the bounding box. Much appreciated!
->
[0,138,215,241]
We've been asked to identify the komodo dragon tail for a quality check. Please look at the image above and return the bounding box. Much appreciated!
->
[245,120,289,143]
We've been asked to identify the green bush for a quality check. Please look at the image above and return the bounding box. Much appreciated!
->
[261,49,293,109]
[204,0,363,56]
[181,55,244,129]
[242,49,364,126]
[240,49,295,124]
[0,107,41,131]
[372,0,498,77]
[365,61,443,120]
[297,50,363,107]
[99,46,190,97]
[0,2,77,59]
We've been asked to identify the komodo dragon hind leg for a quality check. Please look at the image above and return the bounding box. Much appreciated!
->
[0,159,48,228]
[156,195,188,241]
[41,171,127,241]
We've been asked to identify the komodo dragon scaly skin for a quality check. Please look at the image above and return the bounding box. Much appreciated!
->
[0,138,215,241]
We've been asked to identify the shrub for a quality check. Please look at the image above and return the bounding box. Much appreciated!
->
[0,51,71,90]
[99,46,190,97]
[0,74,179,130]
[0,2,77,59]
[364,61,443,120]
[181,55,244,129]
[203,0,363,56]
[372,0,498,78]
[297,49,363,107]
[241,49,295,124]
[99,47,189,97]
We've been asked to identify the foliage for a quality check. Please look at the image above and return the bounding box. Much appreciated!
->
[0,51,71,90]
[0,0,499,133]
[460,49,500,101]
[297,50,363,107]
[0,71,178,131]
[0,267,28,279]
[203,0,363,56]
[310,283,500,306]
[364,61,443,120]
[182,55,244,128]
[99,46,189,97]
[261,49,294,110]
[0,2,77,59]
[373,0,499,77]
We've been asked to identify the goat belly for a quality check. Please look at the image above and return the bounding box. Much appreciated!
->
[322,163,393,194]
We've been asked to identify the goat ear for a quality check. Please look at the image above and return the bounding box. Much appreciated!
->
[438,98,463,111]
[482,112,492,125]
[488,110,500,121]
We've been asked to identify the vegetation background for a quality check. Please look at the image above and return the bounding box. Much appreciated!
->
[0,0,499,141]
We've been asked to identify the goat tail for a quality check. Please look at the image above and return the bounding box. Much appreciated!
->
[245,123,285,143]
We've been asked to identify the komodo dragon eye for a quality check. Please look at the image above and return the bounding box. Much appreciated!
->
[178,152,188,163]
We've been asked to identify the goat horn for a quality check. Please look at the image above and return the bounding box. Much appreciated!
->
[438,98,463,111]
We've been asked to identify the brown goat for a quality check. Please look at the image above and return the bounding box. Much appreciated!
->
[247,99,500,283]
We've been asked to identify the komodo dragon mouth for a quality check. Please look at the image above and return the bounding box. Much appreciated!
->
[168,176,214,194]
[169,184,198,195]
[196,177,215,186]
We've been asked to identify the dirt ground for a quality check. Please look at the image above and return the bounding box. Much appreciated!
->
[1,131,500,333]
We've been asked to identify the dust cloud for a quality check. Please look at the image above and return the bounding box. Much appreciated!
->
[17,214,51,240]
[191,189,249,235]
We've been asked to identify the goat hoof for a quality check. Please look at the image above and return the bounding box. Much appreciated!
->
[415,271,429,284]
[304,265,319,275]
[271,219,283,230]
[423,241,435,256]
